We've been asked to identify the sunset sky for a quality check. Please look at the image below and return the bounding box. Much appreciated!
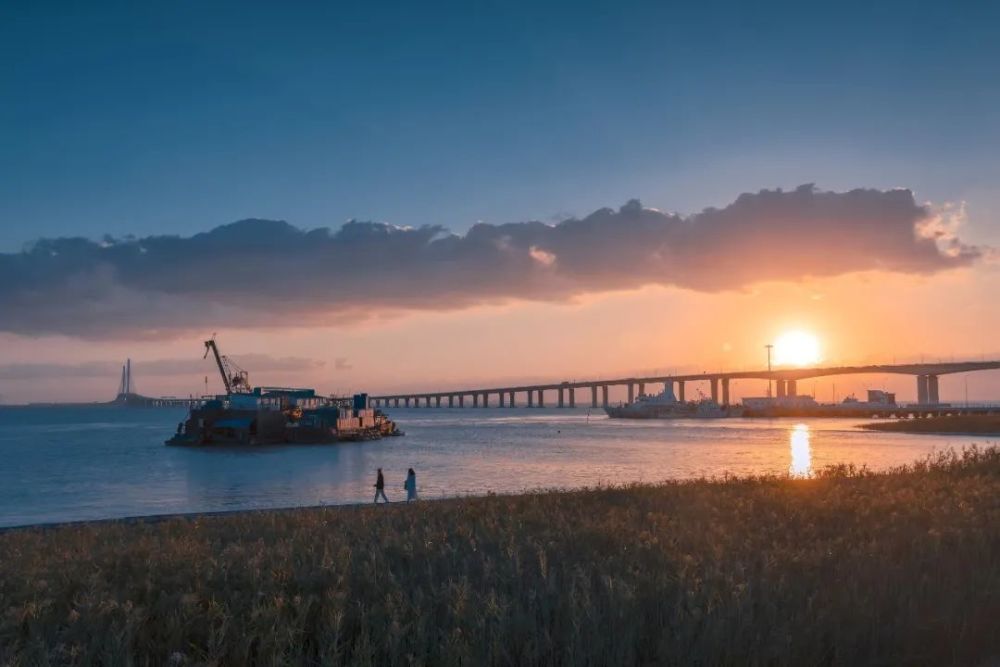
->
[2,1,999,403]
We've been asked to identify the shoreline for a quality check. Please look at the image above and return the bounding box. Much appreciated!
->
[860,414,1000,435]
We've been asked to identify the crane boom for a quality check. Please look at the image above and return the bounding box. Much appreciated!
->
[203,338,252,394]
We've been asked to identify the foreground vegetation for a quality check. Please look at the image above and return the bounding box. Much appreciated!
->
[862,414,1000,435]
[2,448,999,666]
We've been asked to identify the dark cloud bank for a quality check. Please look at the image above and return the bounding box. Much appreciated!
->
[0,185,980,339]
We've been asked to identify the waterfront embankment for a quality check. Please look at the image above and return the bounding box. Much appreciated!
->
[2,446,998,665]
[861,414,1000,435]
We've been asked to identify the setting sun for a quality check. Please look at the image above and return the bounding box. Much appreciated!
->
[773,330,822,367]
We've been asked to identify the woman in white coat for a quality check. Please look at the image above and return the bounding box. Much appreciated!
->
[404,468,417,502]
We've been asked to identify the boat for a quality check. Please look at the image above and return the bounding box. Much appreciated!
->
[165,339,403,446]
[604,385,737,419]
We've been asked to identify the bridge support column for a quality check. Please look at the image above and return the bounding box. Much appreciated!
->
[405,397,411,407]
[602,385,609,407]
[786,380,797,397]
[394,398,400,408]
[459,395,465,408]
[628,383,635,403]
[537,389,545,408]
[776,380,786,398]
[435,396,441,407]
[527,390,534,408]
[498,392,505,407]
[664,380,673,398]
[473,393,479,408]
[678,381,685,402]
[558,387,565,408]
[449,395,455,408]
[569,387,576,408]
[721,378,730,406]
[928,375,939,404]
[425,396,431,407]
[710,378,719,403]
[917,375,928,404]
[482,392,489,408]
[591,385,599,408]
[638,382,646,396]
[509,391,515,407]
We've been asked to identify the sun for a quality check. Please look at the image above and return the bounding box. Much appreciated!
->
[772,330,821,367]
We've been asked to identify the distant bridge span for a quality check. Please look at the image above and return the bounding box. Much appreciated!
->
[370,361,1000,409]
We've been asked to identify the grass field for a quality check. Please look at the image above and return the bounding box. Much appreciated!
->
[861,414,1000,435]
[2,447,998,666]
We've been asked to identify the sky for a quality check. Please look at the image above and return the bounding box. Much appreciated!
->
[1,0,999,403]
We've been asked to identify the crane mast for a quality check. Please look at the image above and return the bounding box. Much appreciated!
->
[203,338,252,395]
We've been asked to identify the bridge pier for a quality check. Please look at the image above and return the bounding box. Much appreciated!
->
[472,393,479,408]
[538,389,545,408]
[721,378,730,406]
[787,380,797,397]
[710,378,719,403]
[776,380,786,398]
[602,385,609,407]
[928,375,940,404]
[591,385,599,408]
[435,396,441,407]
[628,383,635,403]
[425,396,431,408]
[678,380,685,402]
[569,387,576,408]
[558,387,565,408]
[509,391,515,407]
[482,392,489,408]
[527,390,534,408]
[638,381,645,396]
[917,375,929,404]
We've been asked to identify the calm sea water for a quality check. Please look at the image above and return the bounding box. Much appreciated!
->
[0,406,993,528]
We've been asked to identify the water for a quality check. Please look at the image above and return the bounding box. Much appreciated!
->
[0,406,993,528]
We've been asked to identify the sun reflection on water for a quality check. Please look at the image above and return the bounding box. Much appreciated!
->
[789,423,812,477]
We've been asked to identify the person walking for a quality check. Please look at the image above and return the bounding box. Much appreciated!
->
[373,468,389,504]
[404,468,417,502]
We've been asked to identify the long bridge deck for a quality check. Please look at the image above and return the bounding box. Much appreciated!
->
[370,361,1000,409]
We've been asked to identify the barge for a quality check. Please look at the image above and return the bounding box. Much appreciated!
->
[166,339,402,446]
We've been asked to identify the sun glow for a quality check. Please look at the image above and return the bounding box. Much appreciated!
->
[773,330,821,367]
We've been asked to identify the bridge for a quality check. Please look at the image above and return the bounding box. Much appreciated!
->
[111,359,205,408]
[369,360,1000,409]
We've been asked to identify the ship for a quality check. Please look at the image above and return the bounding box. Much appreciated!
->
[166,339,402,446]
[604,385,736,419]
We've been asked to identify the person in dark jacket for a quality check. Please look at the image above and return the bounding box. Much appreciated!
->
[373,468,389,503]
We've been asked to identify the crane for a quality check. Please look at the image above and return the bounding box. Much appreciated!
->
[203,336,252,394]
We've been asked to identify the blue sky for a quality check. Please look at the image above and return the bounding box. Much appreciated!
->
[2,0,999,250]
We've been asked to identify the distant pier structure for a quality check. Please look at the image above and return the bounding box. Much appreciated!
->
[112,358,203,408]
[369,360,1000,412]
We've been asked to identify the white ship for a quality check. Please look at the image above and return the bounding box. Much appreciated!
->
[604,385,735,419]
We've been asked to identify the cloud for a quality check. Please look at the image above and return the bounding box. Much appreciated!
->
[0,355,325,380]
[0,185,981,339]
[334,357,353,370]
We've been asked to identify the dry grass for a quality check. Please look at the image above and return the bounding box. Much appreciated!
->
[862,414,1000,435]
[2,447,999,666]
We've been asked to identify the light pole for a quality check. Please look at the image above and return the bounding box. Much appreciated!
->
[765,344,774,398]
